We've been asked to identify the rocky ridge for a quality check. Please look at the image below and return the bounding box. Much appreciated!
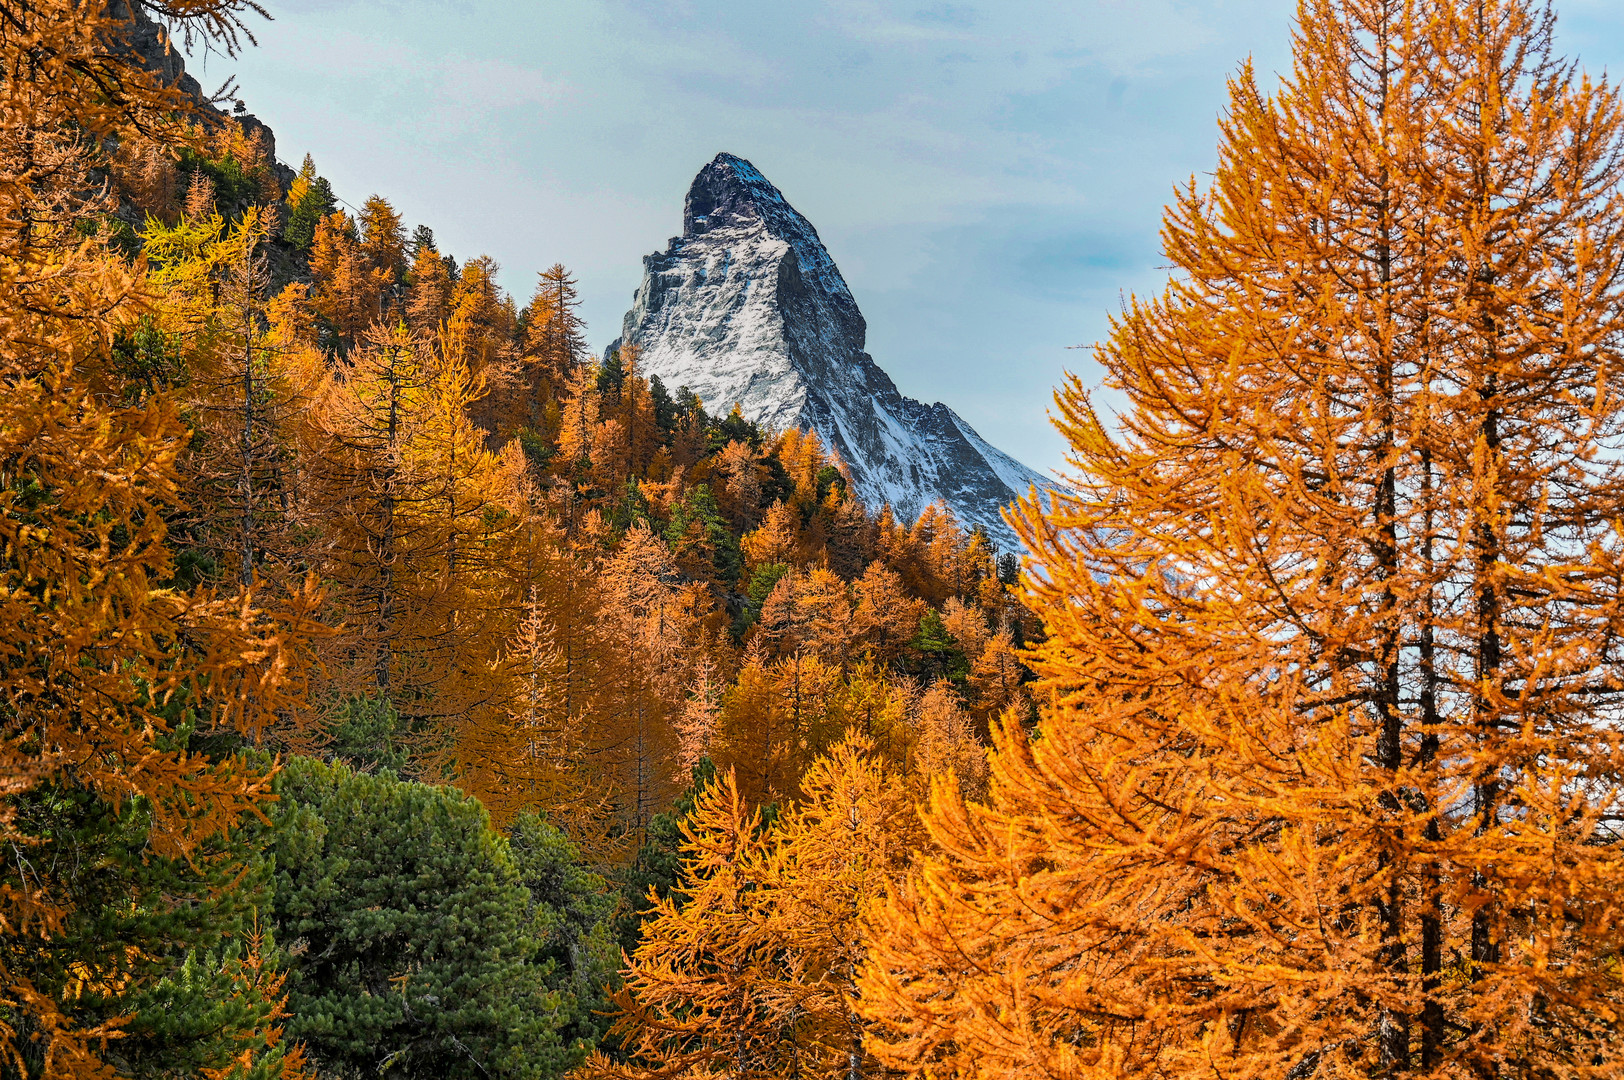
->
[610,153,1048,551]
[117,1,292,185]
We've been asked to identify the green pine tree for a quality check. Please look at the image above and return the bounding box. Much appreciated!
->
[508,813,619,1052]
[269,758,590,1079]
[282,155,336,250]
[905,607,968,683]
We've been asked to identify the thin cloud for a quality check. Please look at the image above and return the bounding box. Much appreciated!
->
[216,0,1624,474]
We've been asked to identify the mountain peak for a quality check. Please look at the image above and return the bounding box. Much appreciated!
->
[613,155,1048,549]
[679,152,864,342]
[684,154,818,247]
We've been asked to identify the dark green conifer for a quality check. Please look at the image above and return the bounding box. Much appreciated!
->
[270,758,579,1079]
[282,155,336,250]
[0,771,292,1079]
[508,813,619,1050]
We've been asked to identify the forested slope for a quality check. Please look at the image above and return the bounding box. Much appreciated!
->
[0,3,1032,1077]
[10,1,1624,1079]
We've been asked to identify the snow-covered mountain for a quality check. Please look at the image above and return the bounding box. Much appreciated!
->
[609,153,1048,551]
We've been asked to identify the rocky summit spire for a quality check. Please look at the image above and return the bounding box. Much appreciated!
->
[609,152,1048,550]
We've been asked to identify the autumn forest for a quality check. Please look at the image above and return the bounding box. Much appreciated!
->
[6,0,1624,1077]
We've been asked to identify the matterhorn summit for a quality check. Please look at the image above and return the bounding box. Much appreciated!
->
[609,153,1048,550]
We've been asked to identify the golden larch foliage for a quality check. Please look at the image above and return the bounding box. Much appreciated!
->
[594,740,922,1080]
[0,0,315,1072]
[860,1,1624,1077]
[851,561,924,665]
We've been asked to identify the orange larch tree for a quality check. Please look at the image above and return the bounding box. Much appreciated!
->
[0,1,315,1073]
[141,207,311,594]
[406,238,455,332]
[594,523,710,839]
[308,210,383,350]
[523,263,589,393]
[358,194,408,291]
[588,770,786,1080]
[764,737,925,1080]
[756,567,856,665]
[301,321,428,700]
[742,500,805,572]
[862,1,1624,1077]
[447,253,517,384]
[595,740,922,1080]
[851,561,924,666]
[910,680,987,800]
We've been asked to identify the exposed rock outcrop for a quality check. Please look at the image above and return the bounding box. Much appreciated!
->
[610,153,1048,551]
[114,1,293,187]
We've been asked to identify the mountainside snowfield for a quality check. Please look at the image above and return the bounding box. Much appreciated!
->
[609,153,1050,551]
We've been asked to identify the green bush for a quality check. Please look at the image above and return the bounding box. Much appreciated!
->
[270,758,610,1079]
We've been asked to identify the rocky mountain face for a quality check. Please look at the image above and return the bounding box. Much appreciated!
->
[116,0,290,180]
[610,153,1047,551]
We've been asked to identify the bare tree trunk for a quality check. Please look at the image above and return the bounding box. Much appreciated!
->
[377,340,401,695]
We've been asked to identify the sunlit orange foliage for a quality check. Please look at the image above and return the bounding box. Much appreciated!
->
[522,263,589,393]
[851,561,923,665]
[741,500,805,571]
[592,739,921,1080]
[405,240,454,331]
[862,1,1624,1077]
[756,568,855,664]
[309,211,382,349]
[0,1,315,1073]
[357,195,407,285]
[587,522,728,839]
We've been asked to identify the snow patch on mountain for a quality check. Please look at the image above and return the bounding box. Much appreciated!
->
[609,153,1050,551]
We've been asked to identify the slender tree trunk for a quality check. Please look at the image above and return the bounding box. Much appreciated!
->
[1370,15,1410,1067]
[377,342,401,694]
[1418,443,1446,1068]
[1471,379,1502,978]
[1468,25,1504,998]
[238,307,257,589]
[563,495,577,722]
[1466,45,1504,1052]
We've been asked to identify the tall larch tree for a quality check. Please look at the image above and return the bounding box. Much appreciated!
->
[396,317,528,739]
[852,561,924,666]
[358,194,408,292]
[588,771,786,1080]
[596,742,922,1080]
[304,314,532,745]
[910,680,987,800]
[714,643,796,806]
[742,501,805,573]
[407,237,456,332]
[309,211,381,351]
[594,523,722,839]
[449,254,516,384]
[675,654,726,777]
[862,1,1624,1077]
[460,562,580,828]
[302,322,428,701]
[0,0,315,1073]
[764,737,925,1080]
[524,264,589,391]
[142,207,309,593]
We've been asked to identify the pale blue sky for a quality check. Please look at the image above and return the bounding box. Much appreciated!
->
[206,0,1624,475]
